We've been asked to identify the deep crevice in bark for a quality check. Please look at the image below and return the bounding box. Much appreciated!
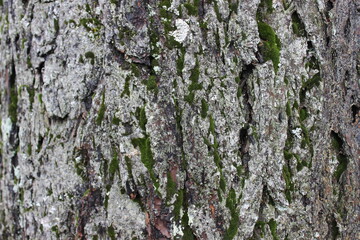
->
[238,63,255,178]
[7,59,21,236]
[351,104,359,123]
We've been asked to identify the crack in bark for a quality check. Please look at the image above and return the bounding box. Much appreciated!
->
[238,63,255,177]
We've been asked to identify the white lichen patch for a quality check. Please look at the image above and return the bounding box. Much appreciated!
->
[292,128,302,139]
[1,118,13,144]
[170,19,190,43]
[172,223,183,237]
[153,66,161,74]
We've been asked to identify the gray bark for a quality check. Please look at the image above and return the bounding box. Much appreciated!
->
[0,0,359,239]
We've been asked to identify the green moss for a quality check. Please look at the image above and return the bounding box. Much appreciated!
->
[26,86,35,111]
[283,150,292,160]
[215,28,221,50]
[74,158,88,181]
[131,137,159,189]
[131,63,140,77]
[331,132,348,182]
[176,47,186,77]
[185,59,203,104]
[174,98,183,132]
[79,55,84,63]
[82,188,91,197]
[51,225,60,239]
[184,92,195,104]
[306,56,320,70]
[224,188,239,240]
[331,135,341,152]
[21,38,27,49]
[303,72,321,90]
[282,0,291,10]
[268,219,279,240]
[104,184,111,209]
[188,82,202,91]
[224,211,239,240]
[173,189,184,222]
[136,107,147,131]
[219,174,226,192]
[184,2,198,16]
[296,159,309,172]
[284,77,289,85]
[85,4,91,13]
[251,126,259,141]
[236,165,244,177]
[38,94,43,105]
[217,188,223,202]
[229,1,239,12]
[257,21,281,73]
[85,51,95,64]
[291,12,306,37]
[182,223,195,240]
[109,149,119,182]
[225,188,236,212]
[67,19,77,27]
[27,144,32,155]
[282,165,293,203]
[166,172,177,202]
[293,100,298,110]
[131,137,153,170]
[27,56,32,68]
[299,108,308,121]
[286,101,291,117]
[111,116,120,126]
[237,85,242,98]
[214,151,221,168]
[124,156,133,177]
[79,17,102,36]
[54,18,59,33]
[200,20,208,30]
[257,0,273,20]
[255,221,266,237]
[165,33,182,49]
[107,225,116,240]
[259,0,273,14]
[159,0,171,8]
[213,1,222,22]
[19,187,24,203]
[203,137,211,147]
[201,99,209,118]
[121,76,131,97]
[189,60,200,82]
[160,8,172,20]
[209,115,216,135]
[96,91,106,125]
[300,124,312,155]
[148,19,160,56]
[144,75,158,94]
[299,91,306,105]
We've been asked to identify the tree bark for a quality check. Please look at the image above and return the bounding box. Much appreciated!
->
[0,0,359,239]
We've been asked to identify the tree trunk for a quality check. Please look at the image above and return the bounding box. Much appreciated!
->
[0,0,358,239]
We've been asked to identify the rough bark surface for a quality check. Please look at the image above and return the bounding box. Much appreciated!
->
[0,0,359,239]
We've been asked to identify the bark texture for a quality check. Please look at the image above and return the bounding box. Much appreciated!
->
[0,0,359,239]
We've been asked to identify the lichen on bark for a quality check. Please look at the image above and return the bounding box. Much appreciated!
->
[0,0,358,239]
